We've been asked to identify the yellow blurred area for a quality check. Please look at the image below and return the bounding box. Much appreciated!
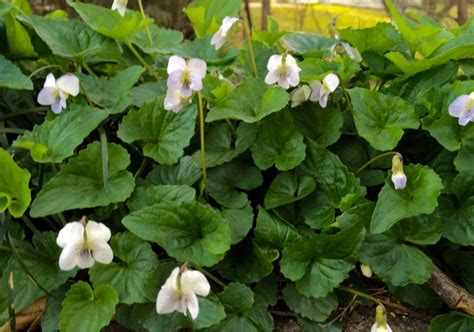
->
[250,3,389,35]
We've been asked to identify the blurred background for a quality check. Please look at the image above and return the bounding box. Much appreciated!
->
[30,0,474,36]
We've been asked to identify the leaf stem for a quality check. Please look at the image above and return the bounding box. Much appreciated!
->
[125,42,159,79]
[239,20,258,77]
[338,285,381,304]
[197,92,208,197]
[28,64,60,79]
[0,128,26,134]
[0,108,47,122]
[355,151,402,174]
[82,61,95,76]
[137,0,153,46]
[99,127,109,189]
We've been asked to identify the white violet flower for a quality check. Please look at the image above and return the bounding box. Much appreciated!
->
[56,217,113,271]
[391,154,407,190]
[371,305,393,332]
[156,266,211,320]
[448,92,474,126]
[111,0,128,16]
[167,55,207,98]
[37,73,80,114]
[341,42,362,62]
[211,16,239,50]
[309,73,340,108]
[264,54,301,90]
[290,85,312,108]
[164,88,190,113]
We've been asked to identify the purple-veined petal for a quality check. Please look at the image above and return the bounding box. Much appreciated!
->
[458,110,473,126]
[221,16,239,36]
[167,70,184,90]
[277,76,290,90]
[37,87,57,106]
[391,172,407,190]
[156,286,179,314]
[76,248,95,269]
[319,92,329,108]
[264,70,280,85]
[448,95,470,117]
[287,68,300,87]
[309,84,322,103]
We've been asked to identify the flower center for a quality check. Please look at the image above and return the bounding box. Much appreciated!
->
[79,246,92,258]
[181,70,192,88]
[277,64,288,77]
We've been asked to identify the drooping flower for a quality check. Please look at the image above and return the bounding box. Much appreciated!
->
[37,73,80,114]
[211,16,239,50]
[341,42,362,63]
[371,305,393,332]
[156,266,211,320]
[309,73,339,108]
[167,55,207,98]
[391,154,407,190]
[264,54,301,90]
[111,0,128,16]
[164,88,190,113]
[56,217,113,271]
[448,92,474,126]
[290,85,312,108]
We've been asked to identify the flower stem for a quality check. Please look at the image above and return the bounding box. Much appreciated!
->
[338,285,381,305]
[82,61,95,76]
[99,127,109,189]
[240,20,258,77]
[125,42,159,79]
[137,0,153,46]
[194,266,226,288]
[7,271,16,332]
[355,151,402,174]
[197,92,208,197]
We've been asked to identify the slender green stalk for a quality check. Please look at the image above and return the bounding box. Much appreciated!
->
[56,213,67,226]
[355,151,402,174]
[239,20,258,77]
[82,61,95,76]
[0,128,26,134]
[21,216,41,236]
[0,108,47,122]
[197,92,208,196]
[126,42,159,79]
[99,128,109,188]
[0,213,11,243]
[134,158,149,179]
[28,64,60,78]
[194,266,226,288]
[337,285,381,304]
[137,0,153,45]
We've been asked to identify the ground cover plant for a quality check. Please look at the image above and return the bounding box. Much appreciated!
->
[1,0,474,330]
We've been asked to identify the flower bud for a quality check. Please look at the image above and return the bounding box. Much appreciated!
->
[391,155,407,190]
[360,263,373,278]
[371,305,392,332]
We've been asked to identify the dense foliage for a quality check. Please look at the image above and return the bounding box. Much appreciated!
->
[1,0,474,330]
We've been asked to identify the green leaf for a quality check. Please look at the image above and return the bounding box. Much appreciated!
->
[283,284,338,322]
[42,286,68,332]
[223,202,254,245]
[264,172,316,209]
[439,196,474,246]
[339,22,403,53]
[13,105,109,163]
[348,88,419,151]
[0,148,31,218]
[280,225,365,298]
[184,0,241,38]
[175,36,239,65]
[118,98,196,165]
[89,232,160,304]
[206,77,289,123]
[299,190,335,230]
[131,24,183,54]
[291,104,343,147]
[68,1,148,42]
[192,122,257,168]
[360,232,433,286]
[3,12,36,57]
[300,140,366,210]
[19,16,121,59]
[30,142,135,217]
[77,66,145,112]
[251,110,306,171]
[216,240,273,283]
[283,33,337,57]
[255,208,298,251]
[131,81,167,107]
[207,160,262,208]
[370,164,443,234]
[60,282,119,332]
[145,155,201,186]
[0,55,33,90]
[218,282,254,313]
[397,214,445,245]
[429,312,474,332]
[127,184,195,212]
[122,201,231,267]
[442,249,474,294]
